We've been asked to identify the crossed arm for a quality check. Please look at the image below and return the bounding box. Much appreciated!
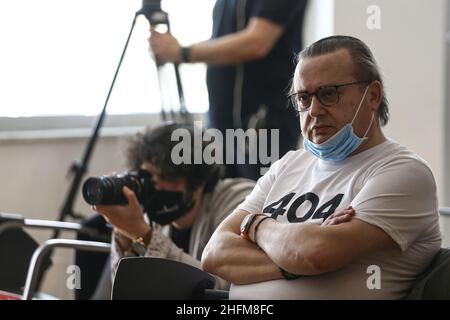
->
[201,208,398,285]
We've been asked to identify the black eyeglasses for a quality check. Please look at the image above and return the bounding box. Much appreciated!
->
[288,81,370,112]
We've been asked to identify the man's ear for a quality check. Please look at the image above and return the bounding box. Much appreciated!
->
[369,80,382,112]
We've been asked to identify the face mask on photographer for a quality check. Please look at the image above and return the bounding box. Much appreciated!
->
[143,189,195,225]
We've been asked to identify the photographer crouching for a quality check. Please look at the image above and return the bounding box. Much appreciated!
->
[89,122,255,290]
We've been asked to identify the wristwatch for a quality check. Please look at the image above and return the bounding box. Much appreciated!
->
[180,46,191,63]
[131,237,147,257]
[130,229,152,257]
[240,213,264,241]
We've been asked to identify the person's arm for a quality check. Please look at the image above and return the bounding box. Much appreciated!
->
[201,207,357,284]
[201,209,282,285]
[149,17,283,65]
[251,214,397,276]
[95,187,203,276]
[203,156,438,285]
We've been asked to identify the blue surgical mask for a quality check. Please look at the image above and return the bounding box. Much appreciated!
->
[303,86,374,162]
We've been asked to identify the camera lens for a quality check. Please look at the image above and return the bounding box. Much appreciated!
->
[82,178,105,205]
[82,176,126,205]
[82,170,154,206]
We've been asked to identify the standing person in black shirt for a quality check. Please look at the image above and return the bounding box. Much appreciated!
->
[150,0,308,180]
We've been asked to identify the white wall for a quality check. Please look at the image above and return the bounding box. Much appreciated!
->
[303,0,334,46]
[443,0,450,248]
[334,0,447,203]
[0,137,128,220]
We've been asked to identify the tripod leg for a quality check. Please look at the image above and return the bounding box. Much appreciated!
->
[174,63,187,114]
[150,17,191,122]
[156,66,168,121]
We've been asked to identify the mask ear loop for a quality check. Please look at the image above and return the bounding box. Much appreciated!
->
[351,85,370,125]
[361,112,375,141]
[350,85,374,141]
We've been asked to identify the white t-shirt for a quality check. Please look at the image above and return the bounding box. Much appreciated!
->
[231,139,441,299]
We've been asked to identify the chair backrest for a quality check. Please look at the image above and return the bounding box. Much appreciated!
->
[112,257,216,300]
[0,228,51,293]
[406,248,450,299]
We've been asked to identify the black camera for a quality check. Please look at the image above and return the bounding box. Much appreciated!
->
[82,170,154,206]
[139,0,168,26]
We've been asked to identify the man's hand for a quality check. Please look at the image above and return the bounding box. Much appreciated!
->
[248,207,355,245]
[94,186,151,240]
[148,28,182,64]
[321,206,355,227]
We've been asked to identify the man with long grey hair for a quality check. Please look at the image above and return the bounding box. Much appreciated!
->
[202,35,441,299]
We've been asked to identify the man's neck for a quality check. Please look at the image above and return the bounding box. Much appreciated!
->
[352,126,386,156]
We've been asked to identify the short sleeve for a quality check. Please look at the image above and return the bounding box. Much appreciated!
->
[250,0,308,27]
[351,158,439,251]
[237,151,295,214]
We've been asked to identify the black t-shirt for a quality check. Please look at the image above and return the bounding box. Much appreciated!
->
[207,0,308,138]
[170,227,192,254]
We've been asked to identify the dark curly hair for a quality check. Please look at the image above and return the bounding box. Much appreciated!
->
[126,122,224,193]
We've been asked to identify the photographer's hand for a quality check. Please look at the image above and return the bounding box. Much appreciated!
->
[94,186,152,242]
[148,28,182,64]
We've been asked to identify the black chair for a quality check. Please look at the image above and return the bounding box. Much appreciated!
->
[75,214,112,300]
[405,207,450,299]
[0,212,111,299]
[406,247,450,299]
[0,227,52,295]
[22,239,111,300]
[112,257,229,300]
